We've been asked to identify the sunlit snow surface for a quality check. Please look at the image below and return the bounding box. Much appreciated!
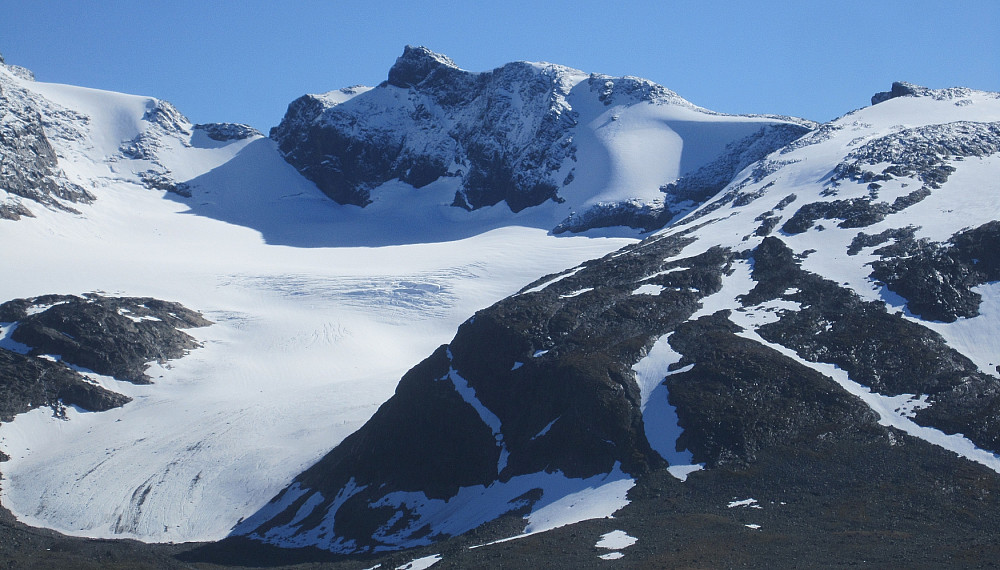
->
[595,529,638,560]
[0,69,636,542]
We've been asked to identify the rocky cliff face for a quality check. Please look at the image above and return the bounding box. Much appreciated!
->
[0,63,93,220]
[270,46,583,212]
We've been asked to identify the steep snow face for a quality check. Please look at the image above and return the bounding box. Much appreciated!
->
[240,82,1000,553]
[271,46,813,233]
[0,64,636,542]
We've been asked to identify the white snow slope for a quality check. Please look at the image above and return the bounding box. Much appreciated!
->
[634,85,1000,476]
[0,65,642,542]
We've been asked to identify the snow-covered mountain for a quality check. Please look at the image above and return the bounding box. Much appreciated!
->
[230,81,1000,561]
[271,45,812,233]
[0,45,804,547]
[2,45,1000,567]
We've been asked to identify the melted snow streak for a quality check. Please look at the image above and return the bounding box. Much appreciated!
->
[631,334,697,472]
[442,350,509,473]
[236,480,368,552]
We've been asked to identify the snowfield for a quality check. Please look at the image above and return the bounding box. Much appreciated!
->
[0,66,636,542]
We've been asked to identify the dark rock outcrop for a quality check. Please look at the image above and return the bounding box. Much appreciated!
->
[871,81,928,105]
[0,349,130,422]
[386,45,461,89]
[869,221,1000,322]
[193,122,262,141]
[665,311,880,467]
[1,294,211,384]
[0,294,210,437]
[741,236,1000,453]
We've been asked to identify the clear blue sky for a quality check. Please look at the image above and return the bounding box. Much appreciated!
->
[3,1,998,132]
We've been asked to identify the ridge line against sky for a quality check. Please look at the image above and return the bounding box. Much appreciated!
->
[3,0,998,132]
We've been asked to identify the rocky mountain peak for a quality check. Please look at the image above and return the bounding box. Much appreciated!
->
[270,47,809,225]
[386,45,461,88]
[0,53,35,81]
[871,81,929,105]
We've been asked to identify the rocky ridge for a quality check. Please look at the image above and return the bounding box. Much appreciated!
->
[0,61,93,220]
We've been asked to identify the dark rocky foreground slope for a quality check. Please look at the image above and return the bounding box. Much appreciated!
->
[173,227,1000,569]
[208,222,1000,564]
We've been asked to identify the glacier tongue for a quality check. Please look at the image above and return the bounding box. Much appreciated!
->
[0,58,637,542]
